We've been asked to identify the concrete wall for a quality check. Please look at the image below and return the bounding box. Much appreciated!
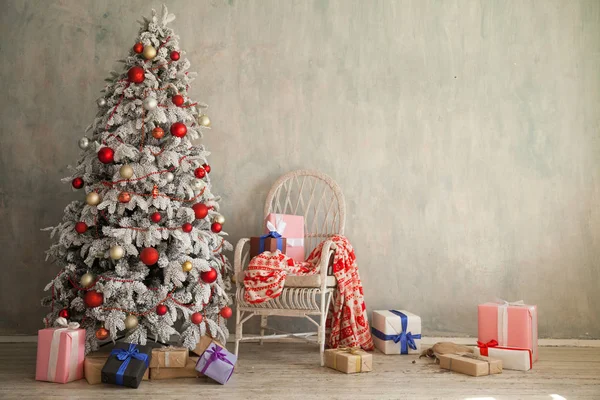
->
[0,0,598,338]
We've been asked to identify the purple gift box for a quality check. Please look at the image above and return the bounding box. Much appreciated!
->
[194,343,237,385]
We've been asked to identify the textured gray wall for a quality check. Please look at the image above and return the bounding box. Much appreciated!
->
[0,0,598,339]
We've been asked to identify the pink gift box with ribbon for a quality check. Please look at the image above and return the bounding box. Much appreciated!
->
[264,213,305,262]
[478,300,538,362]
[35,317,85,383]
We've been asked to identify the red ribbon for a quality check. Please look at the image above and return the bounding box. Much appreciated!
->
[477,339,498,356]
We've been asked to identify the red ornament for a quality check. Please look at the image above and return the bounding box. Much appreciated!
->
[191,312,203,325]
[152,127,164,139]
[72,177,84,189]
[194,167,206,179]
[150,212,162,223]
[98,147,115,164]
[95,327,110,340]
[211,222,222,233]
[200,268,218,284]
[156,304,168,316]
[170,122,187,138]
[75,222,88,234]
[59,309,70,319]
[203,164,211,174]
[84,290,104,308]
[170,51,180,61]
[182,222,193,233]
[152,185,159,198]
[118,191,131,203]
[220,306,233,319]
[127,66,145,83]
[133,42,144,54]
[172,94,184,107]
[192,203,209,219]
[140,247,159,265]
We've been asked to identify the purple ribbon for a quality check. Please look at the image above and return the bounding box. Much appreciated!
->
[200,346,234,378]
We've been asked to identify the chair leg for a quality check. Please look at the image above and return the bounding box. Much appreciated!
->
[260,315,267,345]
[234,307,242,356]
[319,293,329,366]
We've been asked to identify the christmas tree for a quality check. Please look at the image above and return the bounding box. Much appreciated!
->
[42,5,232,353]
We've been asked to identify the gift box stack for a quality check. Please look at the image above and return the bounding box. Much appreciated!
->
[250,213,305,261]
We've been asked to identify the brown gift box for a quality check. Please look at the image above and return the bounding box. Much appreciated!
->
[191,335,225,357]
[149,346,188,369]
[150,356,199,380]
[324,348,372,374]
[84,352,148,384]
[439,354,503,377]
[249,236,287,258]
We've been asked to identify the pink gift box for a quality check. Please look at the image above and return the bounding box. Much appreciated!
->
[35,320,85,383]
[265,213,305,262]
[478,301,538,362]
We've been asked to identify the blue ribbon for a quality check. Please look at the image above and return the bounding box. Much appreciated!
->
[259,231,284,253]
[109,343,149,386]
[371,310,421,354]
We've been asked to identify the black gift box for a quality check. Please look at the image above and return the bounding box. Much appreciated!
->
[101,342,153,388]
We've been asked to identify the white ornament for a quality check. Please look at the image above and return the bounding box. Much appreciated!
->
[191,179,205,191]
[143,97,158,110]
[78,137,90,150]
[97,98,107,107]
[165,172,174,183]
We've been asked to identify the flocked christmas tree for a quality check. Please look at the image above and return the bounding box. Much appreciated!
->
[42,5,233,353]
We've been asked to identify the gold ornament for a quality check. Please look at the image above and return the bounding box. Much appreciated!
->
[86,192,101,206]
[142,45,157,60]
[198,115,211,127]
[119,164,134,179]
[182,261,193,272]
[109,245,124,260]
[80,272,94,288]
[124,314,138,330]
[214,215,225,224]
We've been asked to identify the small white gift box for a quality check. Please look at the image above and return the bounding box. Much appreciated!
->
[371,310,421,355]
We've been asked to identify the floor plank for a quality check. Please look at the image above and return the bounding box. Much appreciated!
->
[0,342,599,399]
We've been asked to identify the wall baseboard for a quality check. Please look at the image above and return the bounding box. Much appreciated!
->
[1,335,599,347]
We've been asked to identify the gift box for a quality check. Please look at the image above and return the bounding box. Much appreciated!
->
[324,348,372,374]
[35,317,85,383]
[371,310,422,354]
[478,301,538,361]
[194,342,237,384]
[85,353,149,384]
[150,356,199,380]
[439,353,503,377]
[149,346,188,369]
[101,342,152,388]
[474,340,532,371]
[265,213,305,262]
[191,335,225,357]
[249,235,286,259]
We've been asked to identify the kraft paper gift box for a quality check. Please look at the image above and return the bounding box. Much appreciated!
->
[324,348,372,374]
[191,335,225,357]
[101,342,152,388]
[439,353,503,377]
[371,310,422,355]
[194,342,237,385]
[249,235,287,259]
[478,301,538,362]
[150,356,199,380]
[35,318,85,383]
[474,340,532,371]
[264,213,305,262]
[148,346,188,369]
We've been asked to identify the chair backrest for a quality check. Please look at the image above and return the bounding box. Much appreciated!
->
[264,170,346,256]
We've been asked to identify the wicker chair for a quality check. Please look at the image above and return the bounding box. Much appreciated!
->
[233,170,346,366]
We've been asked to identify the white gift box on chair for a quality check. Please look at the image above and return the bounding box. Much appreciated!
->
[371,310,422,355]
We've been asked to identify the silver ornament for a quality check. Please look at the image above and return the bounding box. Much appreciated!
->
[198,114,211,127]
[109,245,124,260]
[214,214,225,224]
[80,272,94,288]
[143,97,158,110]
[119,164,134,179]
[124,314,138,330]
[191,179,204,191]
[165,172,174,183]
[78,137,90,150]
[97,98,107,107]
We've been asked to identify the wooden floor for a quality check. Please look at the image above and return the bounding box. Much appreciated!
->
[1,342,599,400]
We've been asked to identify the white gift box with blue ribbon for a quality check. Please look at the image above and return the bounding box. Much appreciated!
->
[371,310,422,355]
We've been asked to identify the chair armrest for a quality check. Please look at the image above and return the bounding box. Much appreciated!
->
[233,238,250,289]
[318,240,337,289]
